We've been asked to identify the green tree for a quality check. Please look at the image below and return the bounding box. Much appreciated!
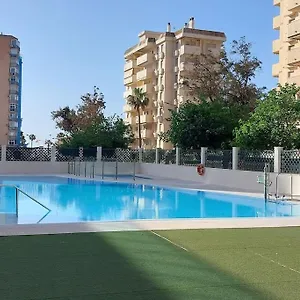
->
[61,115,133,149]
[20,131,27,147]
[183,37,265,110]
[51,86,105,134]
[127,88,149,148]
[27,134,36,148]
[163,100,241,149]
[234,84,300,149]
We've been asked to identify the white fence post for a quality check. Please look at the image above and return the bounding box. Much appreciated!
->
[155,148,160,164]
[51,146,56,162]
[176,147,180,165]
[274,147,283,173]
[1,145,6,162]
[138,148,143,163]
[96,146,102,162]
[201,147,207,165]
[232,147,240,170]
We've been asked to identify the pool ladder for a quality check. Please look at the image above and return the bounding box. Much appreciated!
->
[0,184,51,223]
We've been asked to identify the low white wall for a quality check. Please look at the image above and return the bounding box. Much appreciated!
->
[0,162,69,174]
[139,163,300,196]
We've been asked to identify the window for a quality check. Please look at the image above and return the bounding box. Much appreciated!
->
[159,92,163,100]
[160,44,164,52]
[160,60,163,68]
[10,113,17,119]
[175,74,178,83]
[175,57,178,66]
[8,131,16,137]
[176,41,179,49]
[9,104,17,112]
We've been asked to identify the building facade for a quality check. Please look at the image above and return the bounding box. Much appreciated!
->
[123,18,226,149]
[273,0,300,85]
[0,34,22,146]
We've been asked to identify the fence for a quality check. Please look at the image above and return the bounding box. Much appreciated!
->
[2,145,300,174]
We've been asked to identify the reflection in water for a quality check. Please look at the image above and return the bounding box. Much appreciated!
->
[0,176,300,224]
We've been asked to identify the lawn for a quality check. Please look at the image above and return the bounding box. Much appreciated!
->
[0,227,300,299]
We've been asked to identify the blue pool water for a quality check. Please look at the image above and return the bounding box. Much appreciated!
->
[0,176,300,225]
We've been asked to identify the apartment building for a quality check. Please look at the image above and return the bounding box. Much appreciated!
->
[272,0,300,85]
[0,33,22,146]
[123,18,226,149]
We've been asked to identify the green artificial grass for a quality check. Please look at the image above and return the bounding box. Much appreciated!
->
[0,228,300,299]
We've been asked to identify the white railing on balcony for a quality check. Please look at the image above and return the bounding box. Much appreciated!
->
[124,60,134,71]
[180,45,202,56]
[137,53,153,66]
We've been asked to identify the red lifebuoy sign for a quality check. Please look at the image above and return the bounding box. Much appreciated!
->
[196,164,205,176]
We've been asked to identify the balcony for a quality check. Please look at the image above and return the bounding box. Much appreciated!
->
[174,66,179,73]
[123,89,132,99]
[138,114,154,124]
[10,48,19,57]
[288,19,300,39]
[288,74,300,86]
[272,39,280,54]
[174,82,178,89]
[125,37,156,58]
[124,75,136,85]
[154,69,159,76]
[273,15,281,30]
[10,57,19,66]
[10,39,20,48]
[124,69,134,79]
[180,45,202,56]
[137,53,153,66]
[159,68,164,75]
[125,116,135,125]
[159,84,164,91]
[141,129,153,139]
[272,63,280,77]
[123,104,135,112]
[288,0,300,13]
[141,83,152,94]
[158,52,165,60]
[179,62,193,72]
[175,49,179,56]
[136,68,153,81]
[124,60,135,71]
[154,85,159,92]
[288,47,300,65]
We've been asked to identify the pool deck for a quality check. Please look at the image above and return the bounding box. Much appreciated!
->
[0,174,300,236]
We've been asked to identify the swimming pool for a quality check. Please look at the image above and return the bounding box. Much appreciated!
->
[0,176,299,225]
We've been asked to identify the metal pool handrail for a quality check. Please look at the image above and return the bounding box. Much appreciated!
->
[0,184,51,217]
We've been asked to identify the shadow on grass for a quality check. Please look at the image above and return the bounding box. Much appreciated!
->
[0,230,281,300]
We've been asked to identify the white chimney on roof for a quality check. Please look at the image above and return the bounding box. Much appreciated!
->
[167,22,171,32]
[184,23,188,28]
[188,17,195,29]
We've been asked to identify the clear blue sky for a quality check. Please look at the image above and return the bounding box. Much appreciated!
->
[0,0,278,144]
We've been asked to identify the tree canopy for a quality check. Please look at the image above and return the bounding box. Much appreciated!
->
[233,84,300,150]
[52,87,133,149]
[182,37,265,111]
[162,100,242,149]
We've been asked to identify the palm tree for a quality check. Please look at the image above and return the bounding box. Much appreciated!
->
[28,134,36,148]
[127,88,149,148]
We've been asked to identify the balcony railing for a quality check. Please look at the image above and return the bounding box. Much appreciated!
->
[180,45,202,56]
[123,104,135,112]
[272,63,280,77]
[124,75,136,85]
[273,15,281,30]
[136,114,154,124]
[272,39,280,54]
[288,47,300,65]
[123,89,132,99]
[137,53,153,66]
[136,68,152,81]
[288,0,300,13]
[288,19,300,39]
[124,69,134,79]
[124,60,135,71]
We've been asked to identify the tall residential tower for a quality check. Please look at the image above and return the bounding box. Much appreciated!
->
[0,33,22,146]
[123,18,226,149]
[273,0,300,85]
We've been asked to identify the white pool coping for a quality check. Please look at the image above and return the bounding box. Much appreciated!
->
[0,173,300,236]
[1,218,300,236]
